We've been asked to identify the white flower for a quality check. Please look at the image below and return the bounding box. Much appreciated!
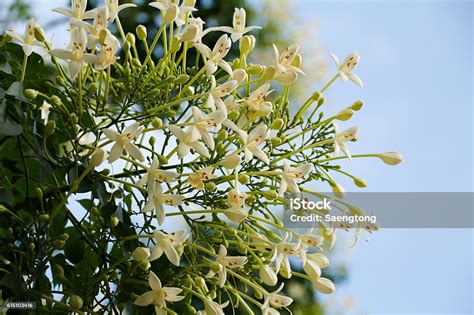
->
[330,52,363,87]
[134,271,185,309]
[215,8,261,42]
[272,44,305,85]
[52,0,94,21]
[168,125,210,159]
[102,122,144,162]
[189,106,226,150]
[89,148,106,167]
[278,161,312,195]
[246,83,273,118]
[71,7,109,48]
[197,298,229,315]
[175,0,198,27]
[231,68,248,82]
[132,247,151,261]
[143,184,185,225]
[206,76,238,112]
[313,277,336,294]
[378,151,403,165]
[181,17,205,42]
[220,153,241,169]
[273,233,301,276]
[262,283,293,311]
[206,245,247,288]
[39,101,52,125]
[223,206,247,223]
[106,0,137,21]
[138,156,178,191]
[5,18,44,56]
[227,188,246,208]
[239,124,269,164]
[259,265,278,286]
[188,166,216,190]
[333,123,359,161]
[149,230,189,266]
[195,34,233,76]
[50,27,96,79]
[93,32,120,70]
[303,253,329,280]
[149,0,195,25]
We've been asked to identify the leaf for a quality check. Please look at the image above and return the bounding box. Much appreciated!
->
[0,62,12,75]
[0,91,22,140]
[64,238,85,265]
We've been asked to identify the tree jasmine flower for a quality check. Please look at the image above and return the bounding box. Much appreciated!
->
[134,271,185,310]
[149,230,189,266]
[189,106,226,150]
[102,122,145,162]
[239,124,269,164]
[194,34,233,76]
[330,52,363,87]
[39,101,52,125]
[333,123,359,161]
[142,184,185,225]
[278,161,312,195]
[215,8,261,42]
[5,18,44,56]
[106,0,137,22]
[206,245,247,287]
[168,125,211,159]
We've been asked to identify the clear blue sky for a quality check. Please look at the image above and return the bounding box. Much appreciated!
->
[291,1,473,313]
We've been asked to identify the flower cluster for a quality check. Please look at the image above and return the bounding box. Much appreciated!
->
[4,0,402,313]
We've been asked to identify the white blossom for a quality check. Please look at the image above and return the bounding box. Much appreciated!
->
[206,245,247,287]
[330,52,363,87]
[5,18,44,56]
[333,123,359,161]
[142,184,185,225]
[194,34,233,76]
[168,125,211,159]
[149,230,189,266]
[134,271,185,310]
[102,122,144,162]
[278,161,312,195]
[239,124,269,164]
[106,0,137,21]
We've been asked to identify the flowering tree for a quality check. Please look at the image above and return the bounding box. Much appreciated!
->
[0,1,402,314]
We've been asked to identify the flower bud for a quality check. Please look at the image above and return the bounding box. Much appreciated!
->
[353,177,367,188]
[53,240,65,249]
[221,154,241,169]
[126,33,136,46]
[90,149,106,168]
[271,118,284,130]
[149,136,156,146]
[245,194,256,205]
[39,214,50,223]
[262,190,278,200]
[152,117,163,128]
[34,28,46,42]
[247,64,264,75]
[240,35,255,55]
[217,130,228,141]
[184,0,196,6]
[350,100,364,111]
[224,207,247,222]
[238,174,250,184]
[50,95,62,107]
[210,262,221,273]
[228,110,239,120]
[28,242,35,251]
[232,69,247,82]
[334,108,355,121]
[259,265,278,286]
[132,58,141,68]
[263,66,276,81]
[313,277,335,294]
[175,74,190,84]
[53,264,64,277]
[271,137,282,146]
[132,247,150,261]
[138,259,151,271]
[24,89,38,100]
[181,25,198,42]
[317,96,326,107]
[378,151,403,165]
[331,182,345,198]
[110,216,119,227]
[59,233,69,241]
[69,295,83,310]
[43,121,56,137]
[33,187,43,199]
[136,25,147,41]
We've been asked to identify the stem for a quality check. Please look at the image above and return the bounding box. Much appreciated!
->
[320,73,340,94]
[20,54,28,82]
[78,65,83,117]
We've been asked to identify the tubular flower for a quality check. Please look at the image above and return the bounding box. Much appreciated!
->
[5,18,44,56]
[102,122,145,162]
[50,27,97,79]
[215,8,261,42]
[93,32,120,70]
[246,83,274,118]
[134,271,185,311]
[189,106,226,150]
[239,124,270,164]
[138,156,178,191]
[262,283,293,313]
[52,0,94,21]
[194,34,233,76]
[71,7,110,48]
[330,52,363,87]
[168,125,211,159]
[333,123,359,161]
[206,76,238,112]
[278,161,312,195]
[188,166,216,190]
[206,245,247,287]
[259,264,278,286]
[181,17,205,42]
[273,233,301,276]
[272,44,305,85]
[39,101,52,125]
[142,184,185,225]
[149,230,189,266]
[197,298,229,315]
[106,0,137,21]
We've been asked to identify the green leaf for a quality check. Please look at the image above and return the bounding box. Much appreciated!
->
[64,238,85,265]
[0,91,22,140]
[0,62,12,75]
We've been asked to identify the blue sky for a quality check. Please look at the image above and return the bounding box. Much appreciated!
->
[291,1,473,313]
[4,0,473,313]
